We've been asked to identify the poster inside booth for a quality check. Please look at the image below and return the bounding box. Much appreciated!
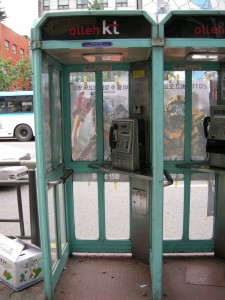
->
[164,71,218,161]
[70,71,129,162]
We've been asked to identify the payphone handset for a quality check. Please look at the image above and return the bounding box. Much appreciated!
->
[109,119,143,171]
[109,123,118,150]
[204,105,225,168]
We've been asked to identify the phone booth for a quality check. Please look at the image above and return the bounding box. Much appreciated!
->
[160,10,225,260]
[31,11,164,299]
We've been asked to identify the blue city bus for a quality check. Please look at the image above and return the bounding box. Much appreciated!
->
[0,91,35,141]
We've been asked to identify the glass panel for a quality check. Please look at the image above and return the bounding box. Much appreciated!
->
[77,0,88,4]
[52,69,63,168]
[77,0,88,7]
[100,0,108,7]
[163,174,184,240]
[164,72,185,161]
[42,62,52,173]
[70,72,96,161]
[3,95,33,112]
[73,173,99,239]
[102,71,129,160]
[189,173,215,240]
[48,187,58,267]
[116,0,127,6]
[0,101,6,113]
[58,184,67,250]
[105,174,130,239]
[192,71,218,160]
[58,0,68,4]
[7,101,21,112]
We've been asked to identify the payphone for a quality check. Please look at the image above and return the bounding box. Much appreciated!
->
[109,118,147,171]
[204,105,225,168]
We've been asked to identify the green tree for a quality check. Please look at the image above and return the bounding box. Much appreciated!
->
[0,1,7,21]
[88,0,104,10]
[12,57,32,90]
[0,57,13,91]
[0,57,32,91]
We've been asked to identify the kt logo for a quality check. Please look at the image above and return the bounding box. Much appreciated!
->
[102,20,120,34]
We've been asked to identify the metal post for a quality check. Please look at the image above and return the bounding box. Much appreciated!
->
[16,184,25,237]
[28,169,41,247]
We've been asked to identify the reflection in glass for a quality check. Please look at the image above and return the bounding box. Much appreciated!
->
[58,184,67,251]
[48,187,58,267]
[102,71,129,160]
[105,174,130,239]
[52,69,63,167]
[70,72,96,161]
[191,71,218,160]
[189,173,215,240]
[73,173,99,239]
[42,62,52,173]
[163,174,184,240]
[164,72,185,161]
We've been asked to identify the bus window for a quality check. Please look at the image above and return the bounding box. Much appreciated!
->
[22,102,33,112]
[8,101,21,112]
[0,102,6,113]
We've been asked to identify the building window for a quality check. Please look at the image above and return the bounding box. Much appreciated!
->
[12,44,17,54]
[77,0,88,8]
[43,0,50,10]
[100,0,108,7]
[116,0,127,6]
[20,48,24,58]
[58,0,69,9]
[5,40,9,51]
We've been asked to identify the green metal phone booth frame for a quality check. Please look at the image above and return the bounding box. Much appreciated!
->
[31,10,164,300]
[31,8,225,300]
[160,10,225,256]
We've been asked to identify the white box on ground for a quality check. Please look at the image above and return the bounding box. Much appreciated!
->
[0,233,43,291]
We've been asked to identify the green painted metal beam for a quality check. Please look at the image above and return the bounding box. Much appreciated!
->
[151,46,164,300]
[31,49,55,300]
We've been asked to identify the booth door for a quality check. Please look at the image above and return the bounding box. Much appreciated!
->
[40,63,72,294]
[163,67,218,253]
[67,70,132,253]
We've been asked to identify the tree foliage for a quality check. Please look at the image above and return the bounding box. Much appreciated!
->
[0,1,7,22]
[0,57,32,91]
[12,57,32,90]
[88,0,104,10]
[0,58,13,91]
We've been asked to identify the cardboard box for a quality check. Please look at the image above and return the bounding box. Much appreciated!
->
[0,234,43,291]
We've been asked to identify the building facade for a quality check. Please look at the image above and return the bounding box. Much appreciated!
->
[0,23,31,90]
[0,23,30,62]
[39,0,139,16]
[38,0,225,18]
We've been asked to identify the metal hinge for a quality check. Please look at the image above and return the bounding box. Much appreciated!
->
[152,38,164,46]
[31,41,41,50]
